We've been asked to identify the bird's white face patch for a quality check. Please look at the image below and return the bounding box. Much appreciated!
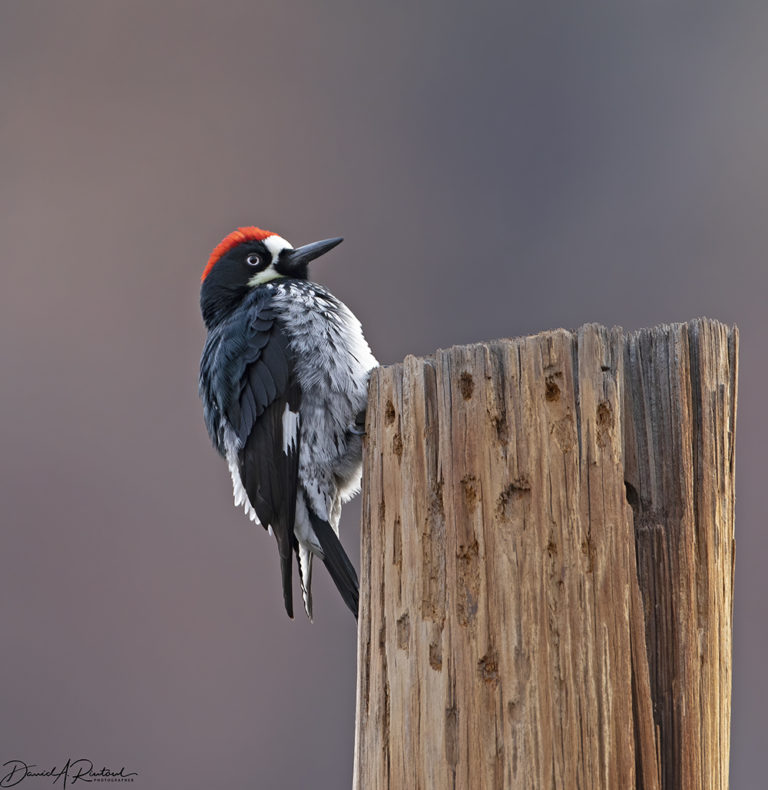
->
[263,234,293,261]
[248,234,293,287]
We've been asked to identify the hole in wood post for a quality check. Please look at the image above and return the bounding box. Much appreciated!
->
[459,371,474,400]
[596,400,613,447]
[457,540,480,626]
[392,516,402,567]
[496,478,532,521]
[491,413,509,445]
[396,613,410,651]
[546,540,558,557]
[392,433,403,460]
[545,375,561,401]
[461,475,479,507]
[429,641,443,671]
[478,650,500,685]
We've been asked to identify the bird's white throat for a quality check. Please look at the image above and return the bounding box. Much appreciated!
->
[248,267,285,287]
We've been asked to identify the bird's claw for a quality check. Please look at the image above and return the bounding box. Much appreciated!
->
[348,409,367,436]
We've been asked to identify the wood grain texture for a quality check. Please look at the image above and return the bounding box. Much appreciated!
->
[353,319,736,790]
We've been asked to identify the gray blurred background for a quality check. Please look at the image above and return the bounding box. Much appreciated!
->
[1,2,765,787]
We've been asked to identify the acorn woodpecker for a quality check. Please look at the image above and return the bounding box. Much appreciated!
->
[198,226,377,620]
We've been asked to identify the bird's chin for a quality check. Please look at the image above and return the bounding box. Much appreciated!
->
[248,269,286,287]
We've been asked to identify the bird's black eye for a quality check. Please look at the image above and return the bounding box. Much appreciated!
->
[246,254,261,266]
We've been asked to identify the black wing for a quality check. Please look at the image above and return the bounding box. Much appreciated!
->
[238,342,301,620]
[200,293,301,618]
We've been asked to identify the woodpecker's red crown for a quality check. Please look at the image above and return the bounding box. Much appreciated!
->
[201,226,277,283]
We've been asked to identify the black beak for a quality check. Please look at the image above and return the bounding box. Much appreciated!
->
[281,237,343,274]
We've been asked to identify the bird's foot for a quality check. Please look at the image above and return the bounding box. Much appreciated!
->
[348,409,367,436]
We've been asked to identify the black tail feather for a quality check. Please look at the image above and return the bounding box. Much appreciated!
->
[280,551,294,619]
[308,510,359,619]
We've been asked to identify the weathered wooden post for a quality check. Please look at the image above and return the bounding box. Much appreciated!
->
[353,318,736,790]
